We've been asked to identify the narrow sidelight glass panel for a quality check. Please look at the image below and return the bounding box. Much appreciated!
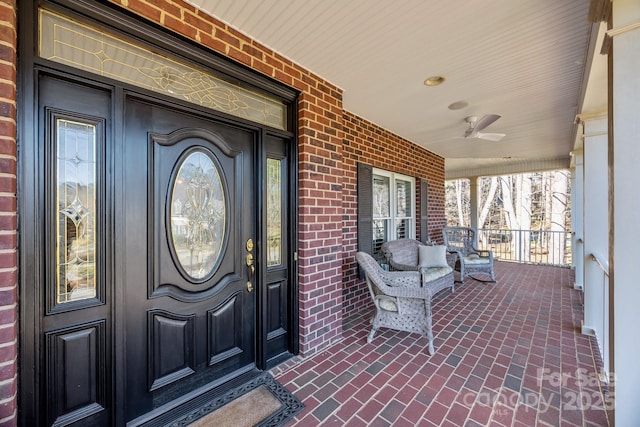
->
[170,151,226,280]
[266,158,282,267]
[57,119,97,303]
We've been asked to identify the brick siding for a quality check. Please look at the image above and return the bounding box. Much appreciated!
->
[342,112,446,318]
[0,0,17,425]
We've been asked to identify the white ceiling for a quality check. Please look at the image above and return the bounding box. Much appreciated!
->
[187,0,605,179]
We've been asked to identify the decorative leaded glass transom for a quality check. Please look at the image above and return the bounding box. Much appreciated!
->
[170,150,226,280]
[39,9,287,130]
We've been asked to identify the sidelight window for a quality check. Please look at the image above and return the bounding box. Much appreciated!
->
[56,119,98,303]
[266,158,283,267]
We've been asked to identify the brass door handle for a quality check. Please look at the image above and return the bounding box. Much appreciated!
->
[246,254,255,277]
[246,240,254,292]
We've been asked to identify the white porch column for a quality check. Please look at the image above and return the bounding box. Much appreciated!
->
[581,118,608,345]
[611,1,640,424]
[570,150,584,290]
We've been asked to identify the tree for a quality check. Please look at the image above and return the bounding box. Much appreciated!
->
[477,176,498,246]
[500,174,532,261]
[445,179,469,227]
[550,170,569,264]
[444,170,572,265]
[455,179,467,227]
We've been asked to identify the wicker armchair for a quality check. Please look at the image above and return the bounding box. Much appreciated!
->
[380,239,457,295]
[356,251,437,354]
[442,227,496,282]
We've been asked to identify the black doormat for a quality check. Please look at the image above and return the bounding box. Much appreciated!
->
[169,373,304,427]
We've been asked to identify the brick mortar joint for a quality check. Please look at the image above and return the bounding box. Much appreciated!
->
[0,410,17,425]
[0,359,15,368]
[0,58,16,68]
[0,19,17,29]
[0,321,15,333]
[0,396,16,406]
[0,78,16,87]
[0,303,15,311]
[0,339,16,349]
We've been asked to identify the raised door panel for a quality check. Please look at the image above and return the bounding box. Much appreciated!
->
[148,311,196,391]
[207,293,244,365]
[266,281,286,339]
[46,321,106,426]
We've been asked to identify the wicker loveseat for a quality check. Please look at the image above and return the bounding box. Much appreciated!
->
[380,239,457,295]
[356,251,437,354]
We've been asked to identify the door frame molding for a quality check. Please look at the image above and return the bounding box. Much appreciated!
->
[18,1,299,425]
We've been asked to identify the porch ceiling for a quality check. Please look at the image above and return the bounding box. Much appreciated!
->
[187,0,606,179]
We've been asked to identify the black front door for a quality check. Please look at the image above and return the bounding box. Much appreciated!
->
[121,96,257,423]
[21,4,298,425]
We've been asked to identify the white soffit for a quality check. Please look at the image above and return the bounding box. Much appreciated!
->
[187,0,595,178]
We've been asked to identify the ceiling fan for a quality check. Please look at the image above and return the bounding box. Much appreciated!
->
[464,114,506,141]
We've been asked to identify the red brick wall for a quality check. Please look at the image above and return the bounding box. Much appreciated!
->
[342,112,446,318]
[0,0,17,425]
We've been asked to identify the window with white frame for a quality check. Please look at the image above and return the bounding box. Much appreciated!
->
[372,169,415,256]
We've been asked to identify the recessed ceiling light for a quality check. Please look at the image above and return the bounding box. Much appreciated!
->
[424,75,446,86]
[448,100,469,110]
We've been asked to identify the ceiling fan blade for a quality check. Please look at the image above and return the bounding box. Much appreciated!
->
[476,132,506,141]
[474,114,501,132]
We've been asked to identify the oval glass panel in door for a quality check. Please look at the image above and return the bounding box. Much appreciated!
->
[170,150,226,281]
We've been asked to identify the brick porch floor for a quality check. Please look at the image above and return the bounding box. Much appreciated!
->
[271,261,611,426]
